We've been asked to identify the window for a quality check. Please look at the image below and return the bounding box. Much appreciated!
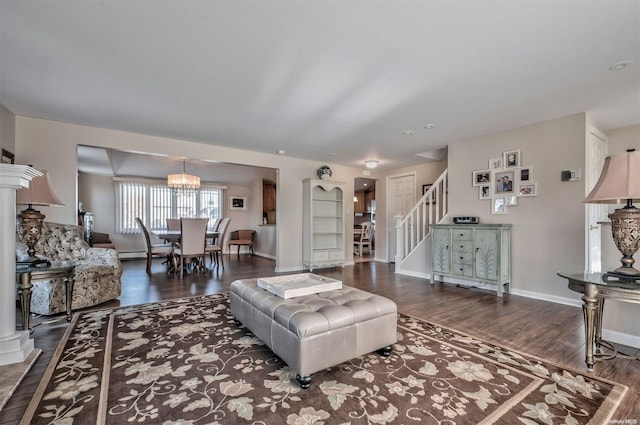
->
[116,179,223,233]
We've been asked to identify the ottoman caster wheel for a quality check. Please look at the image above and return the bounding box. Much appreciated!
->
[378,345,392,357]
[296,374,312,390]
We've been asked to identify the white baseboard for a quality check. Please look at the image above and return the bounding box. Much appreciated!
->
[509,288,582,308]
[119,251,146,260]
[274,265,304,273]
[602,329,640,350]
[395,269,430,280]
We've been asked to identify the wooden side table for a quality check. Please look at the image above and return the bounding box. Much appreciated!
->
[16,261,76,330]
[558,271,640,370]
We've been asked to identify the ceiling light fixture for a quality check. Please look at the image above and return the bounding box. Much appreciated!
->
[403,130,414,136]
[424,124,436,129]
[364,160,379,169]
[168,159,200,195]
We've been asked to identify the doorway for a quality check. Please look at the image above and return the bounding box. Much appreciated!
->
[586,127,608,273]
[354,177,376,262]
[386,173,416,263]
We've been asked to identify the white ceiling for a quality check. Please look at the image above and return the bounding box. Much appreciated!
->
[2,1,639,171]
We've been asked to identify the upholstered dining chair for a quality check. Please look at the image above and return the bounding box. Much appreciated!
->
[172,218,209,278]
[136,217,173,275]
[354,221,373,256]
[205,217,230,268]
[166,218,181,231]
[228,229,256,255]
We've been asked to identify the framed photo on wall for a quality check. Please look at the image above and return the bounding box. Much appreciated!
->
[518,183,537,197]
[472,170,491,186]
[494,170,515,194]
[489,157,503,170]
[230,196,247,210]
[519,166,533,182]
[492,197,506,214]
[479,185,491,200]
[422,184,435,201]
[503,149,521,168]
[1,149,14,164]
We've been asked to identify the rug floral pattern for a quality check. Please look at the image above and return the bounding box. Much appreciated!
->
[23,294,626,425]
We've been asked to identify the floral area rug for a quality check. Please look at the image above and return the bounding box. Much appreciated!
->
[22,293,627,424]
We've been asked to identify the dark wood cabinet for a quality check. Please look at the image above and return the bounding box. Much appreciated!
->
[263,182,277,224]
[365,191,375,212]
[354,191,365,213]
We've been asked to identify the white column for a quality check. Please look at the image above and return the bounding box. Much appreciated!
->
[0,165,41,366]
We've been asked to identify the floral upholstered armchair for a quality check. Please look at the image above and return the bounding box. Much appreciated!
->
[22,222,122,315]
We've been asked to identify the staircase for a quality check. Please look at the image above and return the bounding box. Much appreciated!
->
[395,169,448,278]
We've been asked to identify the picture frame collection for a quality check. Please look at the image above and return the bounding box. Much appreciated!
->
[472,149,537,214]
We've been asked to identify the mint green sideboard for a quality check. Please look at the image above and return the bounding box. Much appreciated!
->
[430,224,511,297]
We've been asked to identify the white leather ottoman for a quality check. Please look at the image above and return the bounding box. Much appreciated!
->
[230,278,397,389]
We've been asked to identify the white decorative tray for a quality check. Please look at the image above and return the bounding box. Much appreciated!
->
[257,273,342,298]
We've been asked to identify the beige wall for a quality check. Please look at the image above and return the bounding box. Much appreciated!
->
[0,105,15,156]
[449,113,587,299]
[15,116,378,271]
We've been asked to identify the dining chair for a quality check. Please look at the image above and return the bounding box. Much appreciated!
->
[228,229,256,255]
[172,218,209,278]
[136,217,173,274]
[354,221,373,256]
[166,218,181,231]
[205,217,230,268]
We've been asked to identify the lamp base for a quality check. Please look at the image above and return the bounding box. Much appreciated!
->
[609,205,640,279]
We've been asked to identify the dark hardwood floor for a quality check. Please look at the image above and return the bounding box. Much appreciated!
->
[2,255,638,423]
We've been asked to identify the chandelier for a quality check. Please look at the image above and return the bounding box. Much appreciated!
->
[168,159,200,194]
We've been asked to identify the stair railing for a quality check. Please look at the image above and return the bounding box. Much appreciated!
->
[395,168,448,264]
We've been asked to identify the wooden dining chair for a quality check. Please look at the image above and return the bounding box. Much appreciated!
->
[205,218,230,268]
[136,217,173,274]
[228,229,256,255]
[172,218,209,278]
[354,221,373,256]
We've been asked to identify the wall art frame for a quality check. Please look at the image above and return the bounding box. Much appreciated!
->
[230,196,247,210]
[493,170,515,194]
[479,184,491,200]
[1,149,14,164]
[492,197,507,214]
[518,183,537,197]
[472,170,491,186]
[519,166,533,182]
[503,149,521,168]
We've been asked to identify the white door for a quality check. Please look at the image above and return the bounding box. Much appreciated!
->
[586,127,608,273]
[387,173,416,262]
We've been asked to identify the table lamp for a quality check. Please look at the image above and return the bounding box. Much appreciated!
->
[16,170,64,265]
[584,149,640,280]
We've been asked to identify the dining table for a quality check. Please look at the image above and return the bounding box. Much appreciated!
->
[153,230,220,244]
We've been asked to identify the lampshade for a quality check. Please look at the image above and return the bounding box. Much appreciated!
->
[16,170,63,266]
[584,150,640,204]
[16,170,64,207]
[168,160,200,193]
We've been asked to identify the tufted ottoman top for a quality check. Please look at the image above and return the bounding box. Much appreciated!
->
[231,280,397,339]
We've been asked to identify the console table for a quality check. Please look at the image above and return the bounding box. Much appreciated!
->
[557,271,640,370]
[16,261,76,330]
